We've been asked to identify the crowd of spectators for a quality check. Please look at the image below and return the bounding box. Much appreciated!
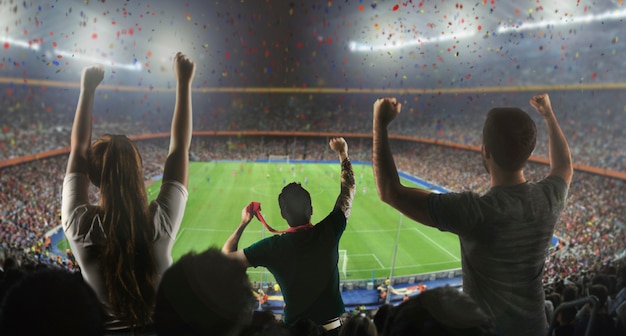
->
[1,93,625,333]
[1,136,623,284]
[0,155,65,266]
[1,88,626,171]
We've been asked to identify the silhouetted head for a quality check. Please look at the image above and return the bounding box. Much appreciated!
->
[381,286,496,336]
[589,284,609,307]
[374,304,394,335]
[562,285,579,302]
[154,247,255,336]
[339,315,377,336]
[0,268,105,335]
[289,318,326,336]
[278,183,312,227]
[482,108,537,172]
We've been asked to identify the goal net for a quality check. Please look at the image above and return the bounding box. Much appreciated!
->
[338,249,348,278]
[268,155,290,164]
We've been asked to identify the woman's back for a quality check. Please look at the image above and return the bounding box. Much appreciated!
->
[62,53,195,331]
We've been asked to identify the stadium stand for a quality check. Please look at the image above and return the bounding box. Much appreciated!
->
[2,0,626,333]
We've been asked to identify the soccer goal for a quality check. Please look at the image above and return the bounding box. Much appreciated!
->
[268,155,290,164]
[338,249,348,278]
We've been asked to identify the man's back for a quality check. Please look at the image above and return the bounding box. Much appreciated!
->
[372,95,572,336]
[429,175,568,335]
[244,208,346,324]
[222,137,355,334]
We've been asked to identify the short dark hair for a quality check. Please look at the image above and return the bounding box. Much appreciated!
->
[278,183,312,227]
[154,247,255,336]
[562,285,579,302]
[482,108,537,172]
[589,284,609,307]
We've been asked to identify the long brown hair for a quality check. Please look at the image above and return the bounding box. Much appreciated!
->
[88,134,156,326]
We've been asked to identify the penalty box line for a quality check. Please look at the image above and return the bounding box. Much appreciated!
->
[348,253,386,269]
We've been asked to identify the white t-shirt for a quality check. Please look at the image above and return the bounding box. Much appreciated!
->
[62,173,188,329]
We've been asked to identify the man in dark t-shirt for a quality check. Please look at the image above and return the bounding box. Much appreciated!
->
[372,94,573,335]
[223,137,355,334]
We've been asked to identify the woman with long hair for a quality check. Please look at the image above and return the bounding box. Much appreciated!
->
[62,52,195,332]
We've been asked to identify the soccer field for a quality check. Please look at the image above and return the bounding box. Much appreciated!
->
[147,161,461,283]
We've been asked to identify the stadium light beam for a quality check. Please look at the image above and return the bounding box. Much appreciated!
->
[497,8,626,34]
[349,31,476,52]
[1,36,141,71]
[54,49,142,71]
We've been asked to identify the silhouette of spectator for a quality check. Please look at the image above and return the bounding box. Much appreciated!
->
[554,305,577,336]
[574,284,617,336]
[288,318,328,336]
[372,304,393,336]
[238,310,290,336]
[0,267,105,336]
[372,94,573,336]
[153,247,255,336]
[0,258,25,306]
[223,137,355,334]
[0,249,4,280]
[616,302,626,336]
[378,286,495,336]
[62,52,195,331]
[339,315,377,336]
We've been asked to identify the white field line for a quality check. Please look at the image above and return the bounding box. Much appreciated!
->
[372,253,385,268]
[344,260,460,273]
[411,227,460,262]
[352,253,386,268]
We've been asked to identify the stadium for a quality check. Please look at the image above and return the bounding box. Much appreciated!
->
[1,0,625,334]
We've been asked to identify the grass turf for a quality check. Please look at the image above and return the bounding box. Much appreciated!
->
[147,161,461,283]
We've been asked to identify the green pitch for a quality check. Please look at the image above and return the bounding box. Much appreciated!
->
[147,161,461,282]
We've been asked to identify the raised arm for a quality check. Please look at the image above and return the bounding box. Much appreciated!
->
[372,98,434,227]
[222,204,253,267]
[162,52,195,188]
[66,65,104,175]
[329,137,355,219]
[529,93,573,186]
